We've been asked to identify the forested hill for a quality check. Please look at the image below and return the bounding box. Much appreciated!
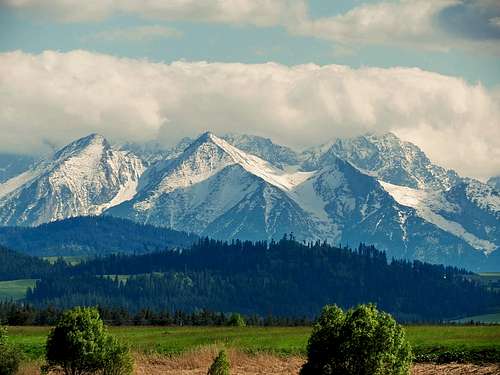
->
[0,245,53,281]
[27,237,499,322]
[0,216,198,256]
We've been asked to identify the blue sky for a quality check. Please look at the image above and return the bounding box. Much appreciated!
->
[1,0,499,86]
[0,0,499,179]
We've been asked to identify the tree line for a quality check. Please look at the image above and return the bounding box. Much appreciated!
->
[23,236,499,322]
[0,301,311,327]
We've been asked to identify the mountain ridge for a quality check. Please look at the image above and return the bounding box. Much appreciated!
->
[0,131,498,270]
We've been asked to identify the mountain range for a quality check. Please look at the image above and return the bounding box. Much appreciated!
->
[0,131,498,270]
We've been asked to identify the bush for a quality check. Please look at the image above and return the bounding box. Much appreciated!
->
[42,307,133,375]
[0,326,21,375]
[101,336,134,375]
[300,304,412,375]
[207,349,230,375]
[227,313,246,327]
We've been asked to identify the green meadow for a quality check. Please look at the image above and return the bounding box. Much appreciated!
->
[0,279,37,300]
[7,325,500,363]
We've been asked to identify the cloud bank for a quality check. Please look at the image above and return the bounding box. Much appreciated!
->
[0,50,499,179]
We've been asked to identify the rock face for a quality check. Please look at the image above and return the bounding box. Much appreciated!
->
[0,134,144,226]
[0,131,499,270]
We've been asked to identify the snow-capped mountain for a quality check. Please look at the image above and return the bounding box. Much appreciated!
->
[307,133,499,265]
[0,131,498,270]
[108,132,321,241]
[0,134,144,226]
[314,133,460,190]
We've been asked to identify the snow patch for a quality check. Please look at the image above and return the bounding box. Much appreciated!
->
[380,181,497,254]
[209,134,315,191]
[0,169,38,198]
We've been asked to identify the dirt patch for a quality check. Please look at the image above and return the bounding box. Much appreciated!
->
[18,350,500,375]
[135,348,500,375]
[134,347,304,375]
[412,363,500,375]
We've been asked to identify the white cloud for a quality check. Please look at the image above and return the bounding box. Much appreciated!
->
[289,0,458,51]
[83,25,182,42]
[0,50,499,179]
[3,0,498,52]
[0,0,303,25]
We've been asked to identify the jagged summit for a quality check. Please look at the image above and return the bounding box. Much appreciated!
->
[0,133,144,226]
[326,132,460,190]
[54,133,109,159]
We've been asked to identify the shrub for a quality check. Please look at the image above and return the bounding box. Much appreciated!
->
[227,313,246,327]
[42,307,133,375]
[101,336,134,375]
[300,304,412,375]
[207,349,230,375]
[0,326,21,375]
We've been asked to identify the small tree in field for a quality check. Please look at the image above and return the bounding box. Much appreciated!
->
[42,307,133,375]
[0,326,21,375]
[227,313,246,327]
[300,304,412,375]
[207,349,230,375]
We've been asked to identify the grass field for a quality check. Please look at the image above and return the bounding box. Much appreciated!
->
[0,279,37,300]
[7,325,500,362]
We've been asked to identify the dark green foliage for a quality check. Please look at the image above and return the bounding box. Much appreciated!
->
[228,313,246,327]
[0,215,197,257]
[0,326,21,375]
[300,304,412,375]
[26,238,499,321]
[101,335,134,375]
[207,349,230,375]
[0,245,52,281]
[0,301,311,327]
[42,307,133,375]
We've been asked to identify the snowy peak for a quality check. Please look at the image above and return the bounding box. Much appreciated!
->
[53,133,109,160]
[149,132,314,194]
[139,132,239,195]
[0,134,145,226]
[326,132,460,190]
[207,133,314,191]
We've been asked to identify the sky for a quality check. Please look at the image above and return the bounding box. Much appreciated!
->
[0,0,499,179]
